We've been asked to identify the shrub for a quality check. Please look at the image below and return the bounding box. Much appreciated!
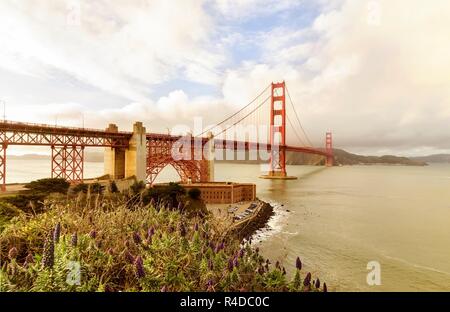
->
[143,183,186,209]
[109,181,119,193]
[188,188,201,200]
[89,183,105,195]
[23,178,70,195]
[130,180,146,195]
[71,183,89,194]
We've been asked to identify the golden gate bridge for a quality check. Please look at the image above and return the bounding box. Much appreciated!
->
[0,81,333,191]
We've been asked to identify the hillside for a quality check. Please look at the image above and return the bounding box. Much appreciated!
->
[217,149,427,166]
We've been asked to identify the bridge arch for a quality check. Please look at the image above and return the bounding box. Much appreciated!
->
[146,156,205,185]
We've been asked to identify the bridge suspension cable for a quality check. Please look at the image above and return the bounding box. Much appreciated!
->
[213,94,271,139]
[285,85,313,147]
[194,84,271,137]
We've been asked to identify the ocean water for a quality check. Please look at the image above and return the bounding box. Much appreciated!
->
[5,159,450,291]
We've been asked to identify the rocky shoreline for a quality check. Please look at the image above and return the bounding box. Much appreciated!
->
[224,200,274,241]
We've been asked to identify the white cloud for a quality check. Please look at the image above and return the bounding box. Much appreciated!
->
[0,0,223,102]
[220,0,450,154]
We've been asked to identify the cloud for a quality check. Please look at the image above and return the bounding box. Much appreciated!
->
[0,0,223,102]
[220,0,450,155]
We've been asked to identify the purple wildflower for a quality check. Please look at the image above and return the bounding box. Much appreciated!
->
[89,229,97,239]
[53,222,61,243]
[296,256,302,270]
[194,223,199,231]
[303,272,312,286]
[134,256,145,279]
[228,258,234,272]
[233,257,239,268]
[238,248,245,258]
[41,233,54,269]
[323,283,328,292]
[133,232,142,244]
[315,278,321,289]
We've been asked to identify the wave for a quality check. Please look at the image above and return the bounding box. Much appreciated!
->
[251,201,290,244]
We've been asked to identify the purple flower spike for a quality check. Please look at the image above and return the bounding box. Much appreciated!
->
[134,256,145,279]
[89,230,97,239]
[315,278,321,289]
[233,257,239,268]
[238,249,245,258]
[296,257,302,270]
[228,258,234,272]
[323,283,328,292]
[194,223,199,231]
[133,232,142,244]
[303,272,312,286]
[53,223,61,243]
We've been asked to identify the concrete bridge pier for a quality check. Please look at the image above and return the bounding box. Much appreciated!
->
[104,122,146,182]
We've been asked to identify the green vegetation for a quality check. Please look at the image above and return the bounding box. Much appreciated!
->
[188,188,201,200]
[109,181,119,194]
[0,178,327,292]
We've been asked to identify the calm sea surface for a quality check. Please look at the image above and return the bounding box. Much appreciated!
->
[6,159,450,291]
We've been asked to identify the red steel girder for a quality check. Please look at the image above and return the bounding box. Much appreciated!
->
[51,145,84,183]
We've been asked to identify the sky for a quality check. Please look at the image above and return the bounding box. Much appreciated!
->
[0,0,449,156]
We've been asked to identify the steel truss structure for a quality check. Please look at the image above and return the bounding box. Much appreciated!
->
[146,134,209,185]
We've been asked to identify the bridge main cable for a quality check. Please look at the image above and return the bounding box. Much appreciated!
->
[194,83,271,138]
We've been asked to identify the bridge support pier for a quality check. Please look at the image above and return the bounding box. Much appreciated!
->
[125,122,147,182]
[104,124,125,179]
[104,122,147,182]
[325,132,334,167]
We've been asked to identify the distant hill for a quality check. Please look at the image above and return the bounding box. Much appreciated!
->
[331,149,427,166]
[9,151,104,163]
[410,154,450,163]
[216,149,427,166]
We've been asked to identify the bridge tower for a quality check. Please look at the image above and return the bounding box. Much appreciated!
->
[325,132,334,166]
[261,81,297,180]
